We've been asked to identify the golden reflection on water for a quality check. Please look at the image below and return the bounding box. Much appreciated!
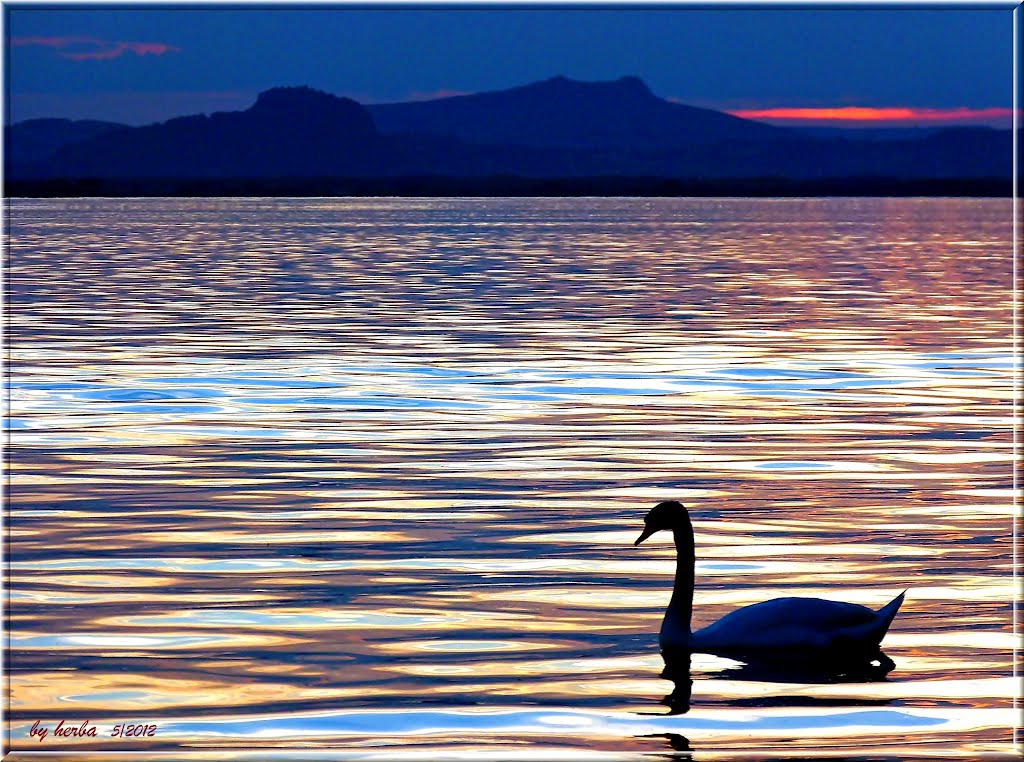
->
[5,198,1017,757]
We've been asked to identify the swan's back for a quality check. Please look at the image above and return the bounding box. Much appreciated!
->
[705,597,874,630]
[689,594,904,658]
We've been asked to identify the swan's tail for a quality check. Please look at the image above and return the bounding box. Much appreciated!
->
[871,590,906,644]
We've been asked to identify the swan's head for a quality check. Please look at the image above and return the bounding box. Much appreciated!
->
[635,500,691,546]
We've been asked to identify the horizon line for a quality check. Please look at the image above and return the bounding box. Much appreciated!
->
[6,80,1016,130]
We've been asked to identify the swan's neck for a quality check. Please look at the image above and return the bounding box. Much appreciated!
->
[664,526,695,637]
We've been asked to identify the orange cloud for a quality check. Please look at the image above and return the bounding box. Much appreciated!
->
[13,36,179,61]
[729,106,1015,124]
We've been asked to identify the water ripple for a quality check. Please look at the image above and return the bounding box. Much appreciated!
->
[6,197,1014,756]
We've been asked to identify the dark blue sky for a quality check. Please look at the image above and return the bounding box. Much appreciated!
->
[6,5,1015,126]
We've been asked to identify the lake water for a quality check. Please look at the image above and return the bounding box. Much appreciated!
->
[4,197,1018,758]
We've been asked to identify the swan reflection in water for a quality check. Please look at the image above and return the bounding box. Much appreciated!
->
[656,646,895,714]
[658,648,695,715]
[641,645,895,755]
[635,500,905,670]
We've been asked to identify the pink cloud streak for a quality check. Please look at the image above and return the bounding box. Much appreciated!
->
[12,35,179,61]
[729,105,1015,124]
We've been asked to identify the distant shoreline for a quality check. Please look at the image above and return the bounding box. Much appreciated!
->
[5,175,1009,199]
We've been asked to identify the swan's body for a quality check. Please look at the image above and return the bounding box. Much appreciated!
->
[685,593,905,660]
[636,501,905,666]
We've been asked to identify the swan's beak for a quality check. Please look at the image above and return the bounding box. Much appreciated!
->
[634,525,657,546]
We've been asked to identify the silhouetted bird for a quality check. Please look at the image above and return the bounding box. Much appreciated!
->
[635,500,904,670]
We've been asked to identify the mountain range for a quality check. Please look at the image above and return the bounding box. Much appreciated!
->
[5,77,1011,190]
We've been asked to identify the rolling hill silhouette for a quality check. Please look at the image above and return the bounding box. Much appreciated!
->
[5,118,127,164]
[5,77,1011,195]
[368,75,785,149]
[16,87,391,178]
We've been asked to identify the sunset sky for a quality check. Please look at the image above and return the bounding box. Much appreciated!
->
[6,5,1015,127]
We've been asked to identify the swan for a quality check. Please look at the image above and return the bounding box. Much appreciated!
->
[634,500,905,667]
